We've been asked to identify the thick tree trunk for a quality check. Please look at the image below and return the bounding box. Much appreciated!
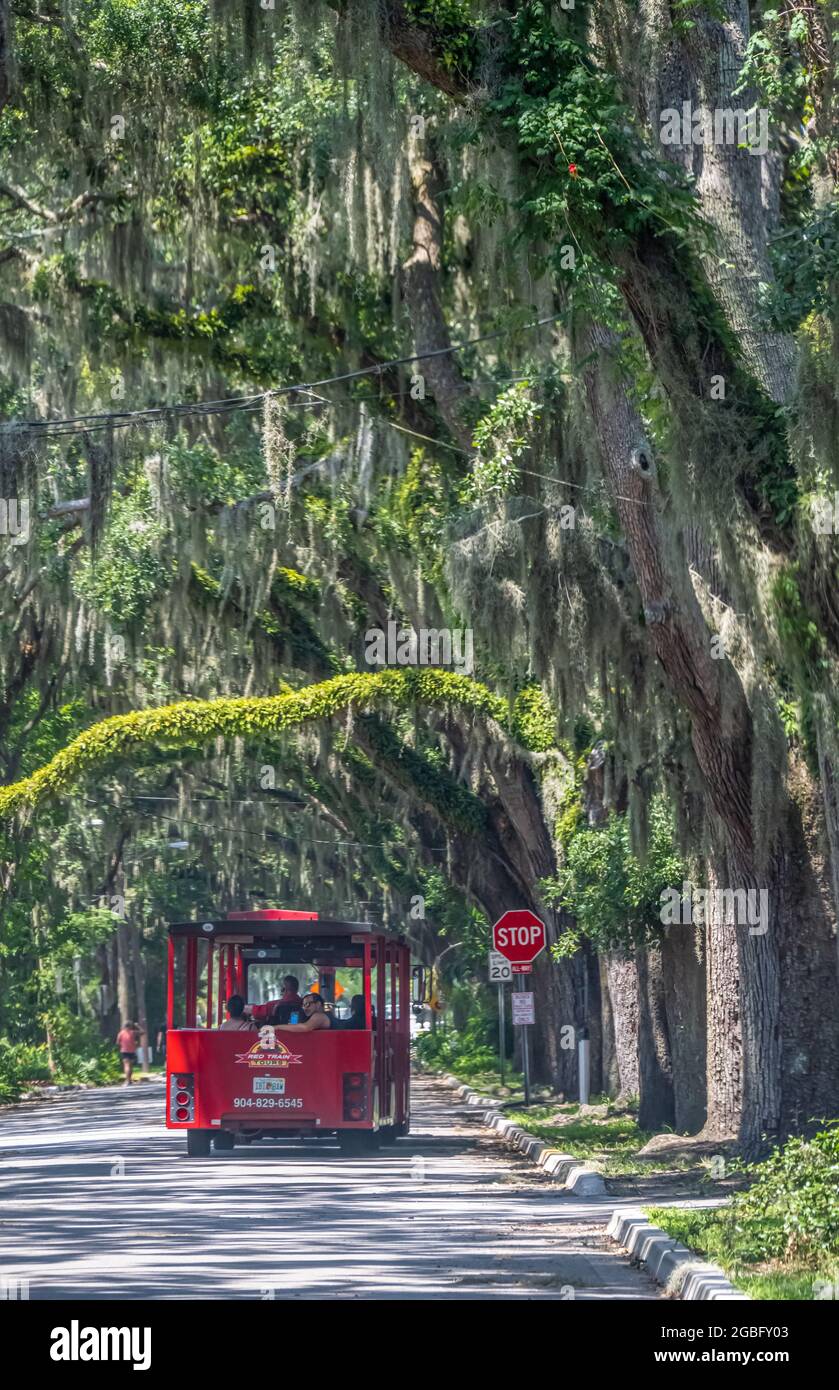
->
[116,920,133,1028]
[0,0,11,114]
[645,0,796,403]
[393,139,581,1096]
[813,696,839,939]
[636,946,674,1130]
[529,945,584,1094]
[402,141,475,452]
[601,951,639,1100]
[582,942,604,1099]
[702,859,742,1139]
[775,767,839,1130]
[95,941,118,1039]
[372,0,839,1152]
[660,922,707,1133]
[581,327,786,1152]
[598,955,618,1098]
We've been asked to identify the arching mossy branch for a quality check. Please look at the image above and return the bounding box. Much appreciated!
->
[0,668,551,824]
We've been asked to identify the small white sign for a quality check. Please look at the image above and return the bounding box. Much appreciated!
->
[511,992,535,1026]
[489,950,512,983]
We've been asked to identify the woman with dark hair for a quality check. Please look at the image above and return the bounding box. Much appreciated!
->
[219,995,256,1031]
[348,994,366,1029]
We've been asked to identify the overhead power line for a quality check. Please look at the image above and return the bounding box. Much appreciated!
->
[3,313,563,440]
[86,794,448,856]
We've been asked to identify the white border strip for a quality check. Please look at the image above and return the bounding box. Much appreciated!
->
[434,1073,750,1299]
[606,1209,750,1301]
[439,1072,606,1195]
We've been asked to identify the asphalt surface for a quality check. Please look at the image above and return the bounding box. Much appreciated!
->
[0,1075,661,1300]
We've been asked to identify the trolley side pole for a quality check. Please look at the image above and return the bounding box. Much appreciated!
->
[167,936,176,1030]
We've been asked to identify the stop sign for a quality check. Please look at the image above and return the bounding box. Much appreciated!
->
[492,910,546,964]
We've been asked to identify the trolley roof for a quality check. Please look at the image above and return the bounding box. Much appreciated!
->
[168,911,408,948]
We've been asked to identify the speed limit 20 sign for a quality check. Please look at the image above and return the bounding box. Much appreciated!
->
[492,910,546,971]
[488,950,512,983]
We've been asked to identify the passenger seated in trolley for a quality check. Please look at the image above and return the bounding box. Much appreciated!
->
[219,995,256,1031]
[272,992,332,1033]
[347,994,366,1029]
[242,976,303,1025]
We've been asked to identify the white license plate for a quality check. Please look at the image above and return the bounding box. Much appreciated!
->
[253,1077,285,1095]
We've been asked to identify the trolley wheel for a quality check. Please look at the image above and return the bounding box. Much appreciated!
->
[338,1129,380,1155]
[186,1129,212,1157]
[213,1130,235,1151]
[378,1124,398,1145]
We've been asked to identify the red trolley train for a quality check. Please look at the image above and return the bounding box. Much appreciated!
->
[165,910,411,1155]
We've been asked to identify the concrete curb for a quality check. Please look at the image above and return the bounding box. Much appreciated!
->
[438,1073,606,1196]
[606,1209,750,1301]
[433,1073,749,1301]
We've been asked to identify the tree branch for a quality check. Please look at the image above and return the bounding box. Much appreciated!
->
[0,181,125,226]
[402,140,476,452]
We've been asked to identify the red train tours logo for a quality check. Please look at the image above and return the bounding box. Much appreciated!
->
[236,1026,302,1068]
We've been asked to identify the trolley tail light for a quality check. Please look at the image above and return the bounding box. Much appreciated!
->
[342,1071,369,1122]
[170,1072,195,1124]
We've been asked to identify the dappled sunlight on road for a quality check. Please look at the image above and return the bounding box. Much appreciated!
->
[0,1078,659,1300]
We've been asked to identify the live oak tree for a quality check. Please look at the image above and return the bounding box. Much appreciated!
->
[0,0,838,1150]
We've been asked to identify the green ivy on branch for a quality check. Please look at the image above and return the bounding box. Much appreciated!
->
[0,668,557,825]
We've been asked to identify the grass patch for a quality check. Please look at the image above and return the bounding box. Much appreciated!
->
[646,1123,839,1300]
[446,1066,526,1096]
[503,1104,706,1177]
[646,1205,839,1301]
[504,1105,672,1176]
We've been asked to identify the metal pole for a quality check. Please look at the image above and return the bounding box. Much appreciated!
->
[578,1028,590,1105]
[517,974,531,1108]
[498,982,506,1087]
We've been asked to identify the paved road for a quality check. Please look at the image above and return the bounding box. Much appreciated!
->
[0,1076,660,1300]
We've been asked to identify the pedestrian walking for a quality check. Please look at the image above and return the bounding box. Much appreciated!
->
[117,1021,140,1085]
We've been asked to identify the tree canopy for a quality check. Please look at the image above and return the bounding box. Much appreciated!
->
[1,0,838,1150]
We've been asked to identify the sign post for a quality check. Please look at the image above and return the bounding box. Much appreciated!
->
[498,982,506,1087]
[512,984,535,1105]
[488,950,512,1086]
[492,911,546,1109]
[578,1026,590,1106]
